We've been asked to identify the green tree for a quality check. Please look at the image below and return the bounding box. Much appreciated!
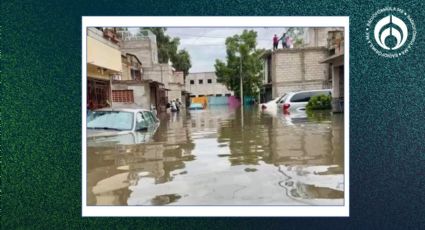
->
[171,49,192,78]
[286,27,304,47]
[214,30,264,98]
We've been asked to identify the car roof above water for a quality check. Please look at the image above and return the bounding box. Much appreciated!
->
[287,89,331,94]
[94,107,150,113]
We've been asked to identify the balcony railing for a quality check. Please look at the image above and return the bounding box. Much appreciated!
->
[117,30,157,43]
[103,29,119,44]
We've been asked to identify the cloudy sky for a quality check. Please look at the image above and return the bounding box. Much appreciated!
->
[166,28,288,73]
[129,27,290,73]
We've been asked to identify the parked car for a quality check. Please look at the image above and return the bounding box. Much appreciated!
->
[277,89,331,114]
[188,103,204,110]
[87,107,159,146]
[260,95,285,111]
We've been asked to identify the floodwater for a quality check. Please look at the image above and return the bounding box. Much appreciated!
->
[87,105,344,206]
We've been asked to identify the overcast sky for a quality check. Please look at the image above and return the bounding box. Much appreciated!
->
[167,28,289,73]
[129,27,289,73]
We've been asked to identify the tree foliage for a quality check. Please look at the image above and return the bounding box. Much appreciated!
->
[306,94,332,110]
[140,28,191,77]
[286,27,305,47]
[171,49,192,77]
[214,30,264,98]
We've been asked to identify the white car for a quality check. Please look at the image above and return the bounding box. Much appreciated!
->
[277,89,331,114]
[260,95,287,111]
[87,107,159,146]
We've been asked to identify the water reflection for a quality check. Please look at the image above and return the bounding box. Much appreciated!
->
[87,105,344,205]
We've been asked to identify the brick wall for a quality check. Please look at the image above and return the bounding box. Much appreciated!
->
[271,47,329,97]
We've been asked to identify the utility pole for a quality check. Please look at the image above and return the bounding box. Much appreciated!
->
[239,39,244,128]
[239,40,243,109]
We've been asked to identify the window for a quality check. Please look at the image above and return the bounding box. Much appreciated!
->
[216,94,222,97]
[190,80,194,85]
[277,94,287,104]
[225,94,231,97]
[130,69,137,80]
[290,92,313,103]
[143,111,155,124]
[135,112,148,131]
[147,111,158,122]
[199,79,203,84]
[207,79,212,84]
[112,90,134,103]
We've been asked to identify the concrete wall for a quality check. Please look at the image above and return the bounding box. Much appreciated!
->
[144,64,173,89]
[271,47,329,97]
[168,83,184,105]
[185,72,233,97]
[171,71,184,85]
[120,38,158,68]
[112,83,151,109]
[167,71,185,104]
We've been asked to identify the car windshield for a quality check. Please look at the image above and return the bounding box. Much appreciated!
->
[87,111,133,131]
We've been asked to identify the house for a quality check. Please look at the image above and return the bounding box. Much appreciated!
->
[86,27,121,109]
[320,30,345,113]
[185,72,234,105]
[118,30,171,112]
[260,28,344,103]
[262,47,330,99]
[111,53,152,108]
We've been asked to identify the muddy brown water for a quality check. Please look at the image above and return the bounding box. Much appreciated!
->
[87,105,344,206]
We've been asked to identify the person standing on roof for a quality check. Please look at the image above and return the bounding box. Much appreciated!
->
[285,35,293,48]
[280,33,287,48]
[273,34,279,50]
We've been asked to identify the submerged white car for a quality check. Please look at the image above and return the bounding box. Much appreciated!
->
[277,89,331,114]
[259,94,286,115]
[87,107,159,146]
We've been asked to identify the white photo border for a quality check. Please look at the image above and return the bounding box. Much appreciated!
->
[82,16,350,217]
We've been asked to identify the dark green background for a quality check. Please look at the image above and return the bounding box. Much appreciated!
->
[2,0,424,228]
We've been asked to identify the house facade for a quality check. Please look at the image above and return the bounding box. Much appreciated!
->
[87,27,121,110]
[260,28,345,102]
[186,72,233,97]
[263,47,330,99]
[320,30,345,113]
[185,72,234,105]
[111,52,152,108]
[118,30,171,112]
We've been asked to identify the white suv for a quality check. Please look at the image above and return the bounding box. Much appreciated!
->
[277,89,332,113]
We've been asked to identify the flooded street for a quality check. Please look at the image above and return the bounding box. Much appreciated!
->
[87,105,344,206]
